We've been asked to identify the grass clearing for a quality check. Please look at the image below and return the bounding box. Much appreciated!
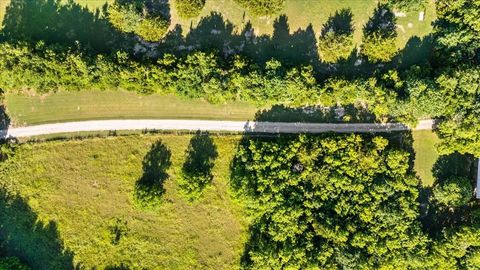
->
[5,91,258,126]
[412,130,440,186]
[0,134,247,269]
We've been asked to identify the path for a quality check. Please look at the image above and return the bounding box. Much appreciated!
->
[0,119,435,138]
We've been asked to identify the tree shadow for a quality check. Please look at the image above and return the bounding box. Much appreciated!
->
[321,8,354,37]
[432,153,474,182]
[0,189,75,269]
[180,131,218,201]
[133,140,171,208]
[420,153,476,236]
[395,35,434,68]
[362,4,397,38]
[113,0,171,23]
[161,12,319,68]
[1,0,131,54]
[253,104,378,123]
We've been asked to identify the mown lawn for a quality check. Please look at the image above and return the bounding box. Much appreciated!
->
[5,91,258,126]
[412,130,440,186]
[0,0,435,48]
[0,134,248,269]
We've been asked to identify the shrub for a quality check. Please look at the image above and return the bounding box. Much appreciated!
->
[107,0,169,42]
[179,132,217,201]
[234,0,285,17]
[175,0,206,18]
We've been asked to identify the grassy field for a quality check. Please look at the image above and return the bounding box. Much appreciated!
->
[5,91,258,126]
[412,130,440,186]
[0,0,435,48]
[0,134,247,269]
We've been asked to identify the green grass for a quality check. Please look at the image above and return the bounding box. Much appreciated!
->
[412,130,440,186]
[5,91,258,126]
[0,134,247,269]
[0,0,435,49]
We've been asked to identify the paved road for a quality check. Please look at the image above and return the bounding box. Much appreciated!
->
[0,119,435,138]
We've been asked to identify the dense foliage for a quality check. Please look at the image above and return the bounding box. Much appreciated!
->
[234,0,285,16]
[0,257,30,270]
[232,134,427,268]
[383,0,427,11]
[433,176,472,208]
[108,0,169,42]
[174,0,206,18]
[232,134,480,269]
[435,67,480,156]
[434,0,480,65]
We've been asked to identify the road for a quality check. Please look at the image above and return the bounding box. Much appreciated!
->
[0,119,435,138]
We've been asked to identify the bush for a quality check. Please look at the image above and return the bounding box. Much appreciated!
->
[433,177,472,207]
[234,0,285,16]
[107,0,169,42]
[179,132,217,201]
[175,0,206,18]
[133,141,171,209]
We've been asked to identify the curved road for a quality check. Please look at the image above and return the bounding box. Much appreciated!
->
[0,119,435,138]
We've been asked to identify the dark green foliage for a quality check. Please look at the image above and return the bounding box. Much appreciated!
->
[133,141,171,209]
[179,132,218,201]
[0,257,30,270]
[383,0,427,11]
[234,0,285,16]
[361,4,398,63]
[174,0,206,18]
[318,9,355,63]
[232,134,427,269]
[434,0,480,65]
[108,0,170,42]
[433,177,473,207]
[435,67,480,156]
[1,0,128,54]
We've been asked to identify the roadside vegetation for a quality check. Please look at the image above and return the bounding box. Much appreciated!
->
[0,0,479,269]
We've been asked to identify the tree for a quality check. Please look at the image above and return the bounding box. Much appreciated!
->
[361,4,398,63]
[436,67,480,156]
[133,140,171,209]
[179,132,218,201]
[434,0,480,65]
[318,9,355,63]
[433,177,473,208]
[174,0,205,18]
[231,134,428,269]
[234,0,285,17]
[108,0,169,42]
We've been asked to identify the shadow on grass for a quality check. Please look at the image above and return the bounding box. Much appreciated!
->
[179,131,218,201]
[321,9,354,37]
[0,189,75,270]
[133,140,171,208]
[420,153,476,236]
[1,0,131,54]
